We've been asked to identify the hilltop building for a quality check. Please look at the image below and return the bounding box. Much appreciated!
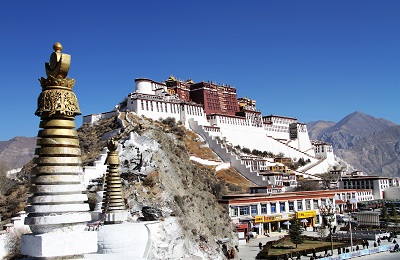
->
[83,76,340,181]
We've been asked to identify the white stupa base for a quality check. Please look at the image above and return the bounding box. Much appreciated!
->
[91,211,102,222]
[104,211,128,224]
[21,231,97,258]
[84,222,151,259]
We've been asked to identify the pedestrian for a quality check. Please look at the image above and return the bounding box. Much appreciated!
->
[366,240,369,249]
[356,244,359,251]
[377,238,381,246]
[259,242,263,250]
[374,241,377,247]
[362,240,365,249]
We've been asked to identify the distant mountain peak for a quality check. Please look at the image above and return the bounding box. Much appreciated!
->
[307,112,399,176]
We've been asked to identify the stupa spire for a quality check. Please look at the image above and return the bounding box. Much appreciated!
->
[21,42,97,258]
[101,139,128,224]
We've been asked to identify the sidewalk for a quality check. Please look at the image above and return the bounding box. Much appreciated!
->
[236,229,396,260]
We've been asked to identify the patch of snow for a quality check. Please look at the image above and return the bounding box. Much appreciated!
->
[216,162,231,172]
[189,156,221,166]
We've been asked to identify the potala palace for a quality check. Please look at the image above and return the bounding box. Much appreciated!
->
[83,76,342,186]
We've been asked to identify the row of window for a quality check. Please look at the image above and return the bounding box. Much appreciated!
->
[230,199,333,217]
[140,100,203,116]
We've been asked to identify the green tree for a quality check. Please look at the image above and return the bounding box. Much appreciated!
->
[389,204,399,225]
[381,204,389,221]
[317,226,327,242]
[289,218,304,248]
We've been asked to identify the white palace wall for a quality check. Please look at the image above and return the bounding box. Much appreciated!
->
[206,115,316,162]
[127,94,208,127]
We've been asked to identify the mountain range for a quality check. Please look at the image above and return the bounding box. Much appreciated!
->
[0,136,36,171]
[1,111,399,178]
[307,111,400,176]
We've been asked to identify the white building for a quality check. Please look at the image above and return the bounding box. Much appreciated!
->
[84,76,341,176]
[219,189,374,243]
[339,175,395,200]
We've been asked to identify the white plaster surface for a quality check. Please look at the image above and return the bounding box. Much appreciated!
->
[104,211,128,223]
[21,231,97,257]
[85,222,151,259]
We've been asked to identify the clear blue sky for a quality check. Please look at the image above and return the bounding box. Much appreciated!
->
[1,1,399,141]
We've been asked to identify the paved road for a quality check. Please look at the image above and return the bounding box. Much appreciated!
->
[236,230,396,260]
[358,251,400,260]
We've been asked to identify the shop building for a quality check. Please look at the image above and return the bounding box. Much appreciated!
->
[219,189,374,244]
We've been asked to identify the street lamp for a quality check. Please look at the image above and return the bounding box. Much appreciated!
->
[348,198,356,253]
[319,203,335,255]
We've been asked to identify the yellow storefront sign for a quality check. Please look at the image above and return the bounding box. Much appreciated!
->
[297,210,316,219]
[255,214,288,223]
[255,216,264,223]
[265,215,282,222]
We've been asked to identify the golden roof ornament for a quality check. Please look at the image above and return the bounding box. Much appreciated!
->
[36,42,80,117]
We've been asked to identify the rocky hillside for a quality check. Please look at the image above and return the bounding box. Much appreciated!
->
[0,111,255,259]
[79,113,254,259]
[0,137,36,171]
[307,111,399,176]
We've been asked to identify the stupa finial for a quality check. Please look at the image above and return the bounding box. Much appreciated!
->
[53,42,63,52]
[45,41,71,79]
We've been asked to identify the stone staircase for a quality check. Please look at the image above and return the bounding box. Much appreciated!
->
[189,119,273,186]
[272,136,316,159]
[297,158,325,174]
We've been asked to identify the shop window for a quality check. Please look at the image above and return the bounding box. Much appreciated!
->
[289,201,294,212]
[313,200,318,209]
[230,207,238,217]
[239,206,249,216]
[261,204,267,214]
[280,202,286,212]
[306,200,311,210]
[297,201,303,211]
[251,205,258,215]
[271,204,276,213]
